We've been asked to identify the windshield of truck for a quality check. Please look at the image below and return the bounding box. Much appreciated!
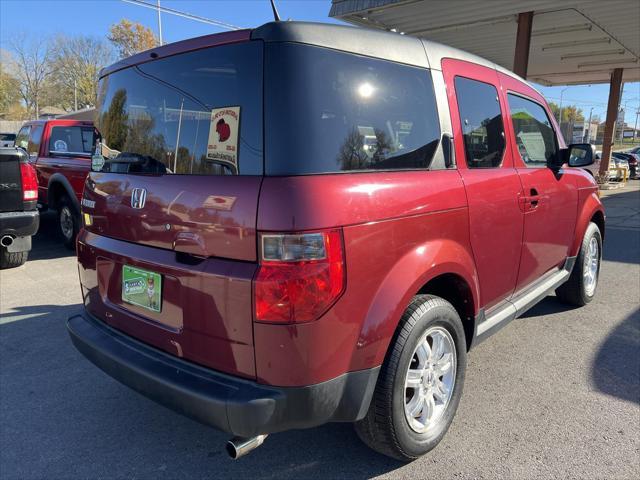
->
[95,41,263,175]
[265,43,441,175]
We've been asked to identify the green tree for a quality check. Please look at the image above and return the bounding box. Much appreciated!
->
[548,102,585,123]
[99,89,129,150]
[0,52,22,115]
[108,19,159,59]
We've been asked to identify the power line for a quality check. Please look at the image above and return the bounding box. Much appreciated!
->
[120,0,242,31]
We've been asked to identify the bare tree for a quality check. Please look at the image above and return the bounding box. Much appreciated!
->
[8,34,53,119]
[51,35,114,110]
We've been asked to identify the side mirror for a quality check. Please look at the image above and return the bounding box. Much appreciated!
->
[565,143,595,167]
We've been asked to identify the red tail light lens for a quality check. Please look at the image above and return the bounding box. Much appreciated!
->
[20,162,38,201]
[254,229,345,324]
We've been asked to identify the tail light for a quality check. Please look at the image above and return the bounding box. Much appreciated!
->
[254,229,345,324]
[20,162,38,201]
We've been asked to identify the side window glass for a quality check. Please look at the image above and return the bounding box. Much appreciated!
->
[507,94,558,168]
[265,43,441,174]
[15,126,30,150]
[50,126,95,155]
[28,125,44,156]
[454,76,505,168]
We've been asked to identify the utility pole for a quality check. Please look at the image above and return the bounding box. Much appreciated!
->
[634,108,639,143]
[157,0,163,46]
[558,86,570,141]
[74,78,78,111]
[558,87,568,123]
[586,107,594,143]
[617,84,626,143]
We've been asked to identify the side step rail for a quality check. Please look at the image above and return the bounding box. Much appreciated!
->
[473,256,576,345]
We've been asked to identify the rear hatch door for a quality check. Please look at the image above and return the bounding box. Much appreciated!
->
[79,38,263,378]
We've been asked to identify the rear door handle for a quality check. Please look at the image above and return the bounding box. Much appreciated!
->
[529,188,539,208]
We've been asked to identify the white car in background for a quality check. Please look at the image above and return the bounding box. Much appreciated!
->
[593,150,630,181]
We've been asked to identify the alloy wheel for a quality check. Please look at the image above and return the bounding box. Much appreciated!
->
[404,326,457,433]
[583,236,599,296]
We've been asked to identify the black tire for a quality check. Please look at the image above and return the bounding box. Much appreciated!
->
[58,196,79,250]
[0,247,28,269]
[355,295,467,461]
[556,222,602,306]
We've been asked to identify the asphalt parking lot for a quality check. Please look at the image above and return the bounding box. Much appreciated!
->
[1,185,638,480]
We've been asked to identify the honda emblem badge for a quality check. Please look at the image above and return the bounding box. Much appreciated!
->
[131,188,147,209]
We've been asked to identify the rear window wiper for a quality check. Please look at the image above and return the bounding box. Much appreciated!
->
[101,152,168,174]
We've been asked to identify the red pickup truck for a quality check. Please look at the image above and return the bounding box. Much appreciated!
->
[15,119,97,248]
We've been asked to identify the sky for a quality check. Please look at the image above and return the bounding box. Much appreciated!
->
[1,0,638,126]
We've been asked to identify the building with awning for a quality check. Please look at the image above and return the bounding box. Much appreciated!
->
[330,0,640,179]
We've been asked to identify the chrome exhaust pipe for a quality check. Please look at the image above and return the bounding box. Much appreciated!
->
[0,235,13,247]
[225,434,268,459]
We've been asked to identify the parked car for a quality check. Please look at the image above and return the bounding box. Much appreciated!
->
[626,146,640,156]
[0,133,16,148]
[593,150,629,181]
[0,148,39,268]
[613,151,637,178]
[67,22,605,461]
[15,119,98,248]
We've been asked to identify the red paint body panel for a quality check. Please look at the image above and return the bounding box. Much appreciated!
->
[257,170,467,231]
[441,59,524,309]
[79,173,262,378]
[84,174,261,261]
[253,171,476,385]
[21,119,96,206]
[497,73,580,288]
[77,229,257,378]
[571,176,605,257]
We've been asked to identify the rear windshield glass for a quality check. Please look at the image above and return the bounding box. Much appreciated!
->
[95,41,263,175]
[50,126,96,156]
[265,43,441,175]
[0,134,16,141]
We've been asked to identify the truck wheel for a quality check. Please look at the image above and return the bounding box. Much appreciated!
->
[355,295,467,461]
[556,222,602,306]
[58,196,79,250]
[0,247,28,269]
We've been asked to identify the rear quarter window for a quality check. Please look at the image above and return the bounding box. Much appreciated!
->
[49,126,96,156]
[265,43,441,175]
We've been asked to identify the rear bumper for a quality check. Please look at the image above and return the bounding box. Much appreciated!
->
[0,210,39,244]
[67,311,379,438]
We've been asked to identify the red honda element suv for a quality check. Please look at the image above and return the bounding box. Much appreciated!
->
[68,22,605,461]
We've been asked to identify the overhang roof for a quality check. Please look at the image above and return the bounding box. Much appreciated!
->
[330,0,640,85]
